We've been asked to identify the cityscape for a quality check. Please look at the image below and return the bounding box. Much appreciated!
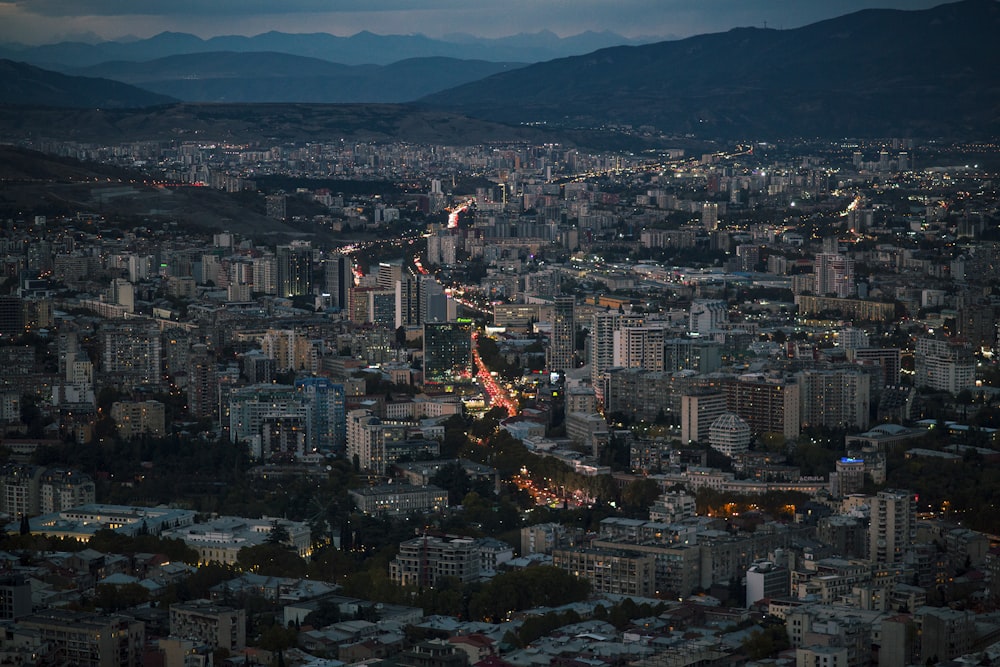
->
[0,2,998,667]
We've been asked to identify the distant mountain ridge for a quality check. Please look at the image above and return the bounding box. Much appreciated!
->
[419,0,1000,138]
[63,52,526,104]
[0,59,174,108]
[0,29,650,68]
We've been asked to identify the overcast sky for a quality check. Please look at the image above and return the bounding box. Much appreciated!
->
[0,0,948,45]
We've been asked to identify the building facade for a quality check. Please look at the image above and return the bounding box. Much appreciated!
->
[869,489,915,566]
[548,296,575,373]
[423,321,474,387]
[390,535,481,588]
[169,601,246,652]
[551,547,656,598]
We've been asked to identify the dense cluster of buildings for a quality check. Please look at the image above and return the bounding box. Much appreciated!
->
[0,131,996,666]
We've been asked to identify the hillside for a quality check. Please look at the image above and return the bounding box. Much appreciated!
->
[0,30,645,68]
[419,0,1000,138]
[0,103,563,146]
[66,53,525,104]
[0,59,174,108]
[0,145,306,236]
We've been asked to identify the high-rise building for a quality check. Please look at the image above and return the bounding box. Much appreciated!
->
[664,338,723,374]
[837,327,869,351]
[797,368,871,431]
[0,297,22,336]
[101,319,162,390]
[275,243,312,298]
[295,377,346,454]
[735,244,761,272]
[914,338,976,395]
[368,289,397,329]
[869,489,914,565]
[680,391,727,444]
[377,260,403,290]
[347,409,409,472]
[548,296,575,372]
[613,326,665,371]
[323,252,353,310]
[242,350,276,385]
[956,303,999,350]
[723,374,800,439]
[396,270,422,328]
[689,299,727,335]
[702,202,719,231]
[226,259,254,302]
[590,311,644,402]
[228,385,311,459]
[918,607,977,664]
[261,329,316,373]
[815,253,856,298]
[832,458,868,498]
[187,344,217,421]
[252,254,277,295]
[110,278,134,313]
[423,321,474,387]
[422,278,453,323]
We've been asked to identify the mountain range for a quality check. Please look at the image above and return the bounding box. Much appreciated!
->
[0,59,174,108]
[0,30,647,69]
[418,0,1000,138]
[0,1,997,139]
[62,53,525,104]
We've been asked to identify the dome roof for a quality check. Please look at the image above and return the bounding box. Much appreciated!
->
[710,412,750,432]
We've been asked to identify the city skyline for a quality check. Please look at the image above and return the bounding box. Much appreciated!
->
[0,0,946,46]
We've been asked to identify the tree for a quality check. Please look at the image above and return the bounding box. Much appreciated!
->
[266,519,291,546]
[742,624,790,659]
[93,583,149,612]
[303,598,342,628]
[431,462,473,505]
[620,478,660,515]
[471,407,507,440]
[956,389,974,420]
[258,622,298,652]
[236,544,307,578]
[467,566,589,622]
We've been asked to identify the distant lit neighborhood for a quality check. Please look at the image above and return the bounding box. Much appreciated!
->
[0,133,998,667]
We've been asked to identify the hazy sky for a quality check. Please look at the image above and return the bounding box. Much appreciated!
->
[0,0,948,44]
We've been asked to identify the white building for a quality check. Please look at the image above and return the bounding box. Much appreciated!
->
[708,413,751,458]
[649,491,697,523]
[868,489,914,566]
[161,516,311,565]
[914,338,976,395]
[815,253,855,298]
[689,300,727,336]
[613,326,666,371]
[680,391,727,444]
[746,561,789,607]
